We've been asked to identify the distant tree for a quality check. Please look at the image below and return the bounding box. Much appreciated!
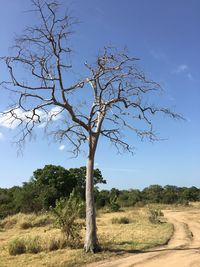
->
[13,182,43,212]
[181,186,200,202]
[0,0,181,252]
[142,185,164,203]
[128,189,142,205]
[0,186,25,217]
[68,167,106,199]
[16,165,106,211]
[117,190,130,207]
[109,188,120,199]
[95,190,110,209]
[162,185,179,204]
[32,165,75,207]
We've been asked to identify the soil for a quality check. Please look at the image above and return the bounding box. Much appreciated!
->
[87,209,200,267]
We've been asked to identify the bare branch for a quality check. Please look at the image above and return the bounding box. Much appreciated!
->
[0,2,182,155]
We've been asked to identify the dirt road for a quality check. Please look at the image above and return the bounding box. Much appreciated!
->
[88,209,200,267]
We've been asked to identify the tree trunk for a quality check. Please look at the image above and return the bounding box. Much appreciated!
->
[84,136,99,252]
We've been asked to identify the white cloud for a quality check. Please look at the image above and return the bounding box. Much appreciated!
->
[0,107,63,129]
[174,64,194,81]
[175,64,188,73]
[94,162,99,167]
[47,107,63,121]
[59,144,65,151]
[0,111,20,129]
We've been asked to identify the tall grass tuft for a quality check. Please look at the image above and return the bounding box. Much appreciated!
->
[111,216,130,224]
[9,239,26,255]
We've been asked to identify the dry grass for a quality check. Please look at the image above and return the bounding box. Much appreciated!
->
[97,208,173,251]
[0,213,53,230]
[0,207,173,267]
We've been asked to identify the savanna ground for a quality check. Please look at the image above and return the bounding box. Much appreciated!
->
[1,204,199,267]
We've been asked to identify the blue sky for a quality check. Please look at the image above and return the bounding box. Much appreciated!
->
[0,0,199,189]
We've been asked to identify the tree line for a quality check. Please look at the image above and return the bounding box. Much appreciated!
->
[0,165,199,219]
[0,165,105,219]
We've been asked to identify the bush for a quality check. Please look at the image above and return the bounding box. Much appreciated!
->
[148,209,163,224]
[108,195,120,212]
[51,190,84,248]
[109,202,120,212]
[9,239,26,255]
[111,216,130,224]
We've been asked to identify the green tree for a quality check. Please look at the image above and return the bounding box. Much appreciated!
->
[180,186,199,202]
[13,182,43,213]
[162,185,179,204]
[142,185,164,203]
[69,167,106,199]
[32,165,75,208]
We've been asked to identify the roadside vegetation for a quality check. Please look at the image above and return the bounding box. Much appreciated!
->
[0,165,199,266]
[0,165,199,220]
[0,206,173,267]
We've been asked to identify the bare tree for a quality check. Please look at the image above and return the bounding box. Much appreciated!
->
[0,0,181,252]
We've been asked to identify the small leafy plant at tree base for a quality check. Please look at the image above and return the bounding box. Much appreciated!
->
[51,190,84,248]
[109,196,120,212]
[111,216,130,224]
[148,209,164,224]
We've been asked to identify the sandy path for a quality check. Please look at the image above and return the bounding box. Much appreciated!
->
[87,209,200,267]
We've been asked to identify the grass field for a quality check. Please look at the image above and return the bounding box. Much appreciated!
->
[0,207,173,267]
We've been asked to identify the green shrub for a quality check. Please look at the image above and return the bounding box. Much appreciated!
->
[111,216,130,224]
[109,202,120,212]
[78,202,86,219]
[148,209,163,224]
[9,239,26,255]
[51,190,84,248]
[109,195,120,212]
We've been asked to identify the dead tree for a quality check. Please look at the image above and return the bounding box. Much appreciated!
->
[0,0,181,252]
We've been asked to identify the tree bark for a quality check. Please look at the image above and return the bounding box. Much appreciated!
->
[84,136,99,252]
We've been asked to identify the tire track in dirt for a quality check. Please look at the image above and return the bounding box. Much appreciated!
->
[87,209,200,267]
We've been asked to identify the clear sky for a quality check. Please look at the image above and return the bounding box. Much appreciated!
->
[0,0,199,189]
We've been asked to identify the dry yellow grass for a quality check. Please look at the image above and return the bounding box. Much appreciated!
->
[0,213,53,230]
[0,207,173,267]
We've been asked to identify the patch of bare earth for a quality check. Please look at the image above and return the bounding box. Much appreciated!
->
[87,209,200,267]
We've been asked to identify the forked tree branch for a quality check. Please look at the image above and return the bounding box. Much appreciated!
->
[0,0,183,155]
